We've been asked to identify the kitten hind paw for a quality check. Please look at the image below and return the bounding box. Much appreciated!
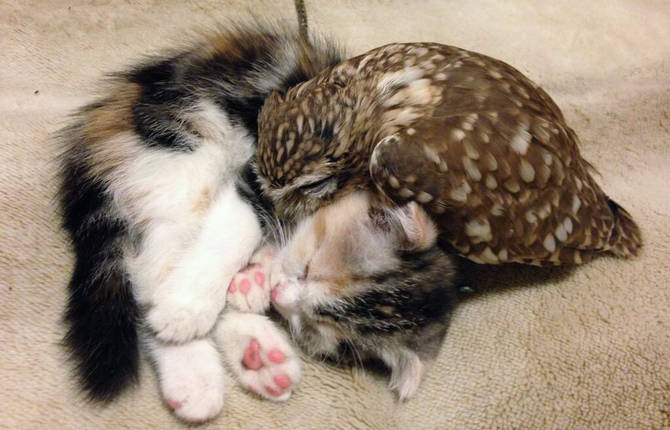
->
[156,340,225,423]
[215,313,301,401]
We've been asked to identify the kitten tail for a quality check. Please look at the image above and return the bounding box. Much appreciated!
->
[63,227,140,402]
[59,145,140,401]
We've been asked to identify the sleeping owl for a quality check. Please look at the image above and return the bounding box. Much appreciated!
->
[256,42,642,265]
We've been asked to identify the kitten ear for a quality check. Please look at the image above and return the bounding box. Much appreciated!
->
[391,202,438,251]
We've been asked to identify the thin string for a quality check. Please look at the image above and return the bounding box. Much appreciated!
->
[294,0,309,40]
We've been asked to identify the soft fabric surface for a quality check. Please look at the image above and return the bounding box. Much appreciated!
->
[1,1,668,428]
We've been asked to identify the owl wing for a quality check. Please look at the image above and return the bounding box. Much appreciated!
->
[369,109,620,266]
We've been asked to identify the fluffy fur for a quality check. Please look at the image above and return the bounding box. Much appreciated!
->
[57,22,343,414]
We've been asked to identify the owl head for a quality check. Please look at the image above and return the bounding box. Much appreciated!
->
[257,84,371,223]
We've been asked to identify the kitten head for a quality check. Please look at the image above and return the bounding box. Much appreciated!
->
[269,192,457,399]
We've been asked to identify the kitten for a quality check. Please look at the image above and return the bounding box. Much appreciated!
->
[57,23,343,421]
[229,192,460,400]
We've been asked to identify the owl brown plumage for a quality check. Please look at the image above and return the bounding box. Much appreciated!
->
[256,43,642,265]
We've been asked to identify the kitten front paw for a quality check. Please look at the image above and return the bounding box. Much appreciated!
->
[227,248,275,314]
[216,313,301,401]
[148,292,222,343]
[227,263,271,313]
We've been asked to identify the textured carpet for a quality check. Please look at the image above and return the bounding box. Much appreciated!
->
[1,1,668,429]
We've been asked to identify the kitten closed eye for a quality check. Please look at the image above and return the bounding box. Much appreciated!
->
[298,262,310,281]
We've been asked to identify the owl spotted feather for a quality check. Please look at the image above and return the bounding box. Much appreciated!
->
[257,43,642,265]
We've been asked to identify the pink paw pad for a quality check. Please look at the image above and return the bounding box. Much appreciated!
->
[238,279,252,294]
[243,339,263,370]
[267,349,285,364]
[254,271,265,286]
[273,374,292,389]
[166,399,182,410]
[228,280,237,293]
[264,385,283,396]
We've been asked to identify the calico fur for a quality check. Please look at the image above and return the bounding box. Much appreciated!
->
[57,22,343,406]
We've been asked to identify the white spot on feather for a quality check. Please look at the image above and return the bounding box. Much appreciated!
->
[377,68,424,95]
[450,180,471,203]
[462,114,478,131]
[463,157,481,181]
[423,145,441,164]
[572,195,581,214]
[520,159,535,183]
[503,179,520,193]
[485,174,497,189]
[465,218,492,243]
[490,203,503,216]
[555,224,567,242]
[488,70,502,79]
[483,153,497,171]
[407,79,434,104]
[543,233,556,252]
[510,126,531,155]
[451,129,466,142]
[525,210,537,224]
[480,247,499,263]
[498,249,508,261]
[296,115,304,134]
[564,217,573,234]
[463,139,480,159]
[416,191,433,203]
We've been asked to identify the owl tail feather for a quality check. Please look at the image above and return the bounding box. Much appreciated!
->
[606,198,643,257]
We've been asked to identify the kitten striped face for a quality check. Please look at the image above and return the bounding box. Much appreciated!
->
[268,192,458,399]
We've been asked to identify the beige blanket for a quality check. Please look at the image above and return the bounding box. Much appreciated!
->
[1,1,668,428]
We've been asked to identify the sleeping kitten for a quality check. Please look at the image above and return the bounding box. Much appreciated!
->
[228,192,459,399]
[57,23,343,421]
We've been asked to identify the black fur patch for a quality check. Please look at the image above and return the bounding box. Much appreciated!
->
[235,161,275,231]
[128,60,196,150]
[60,155,139,401]
[316,248,457,337]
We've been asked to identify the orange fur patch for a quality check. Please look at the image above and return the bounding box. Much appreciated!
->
[191,187,213,214]
[82,82,142,180]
